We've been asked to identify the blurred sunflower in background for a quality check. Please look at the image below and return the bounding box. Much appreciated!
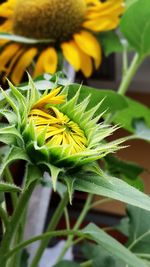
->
[0,0,124,84]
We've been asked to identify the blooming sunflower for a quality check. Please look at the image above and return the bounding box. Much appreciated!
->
[0,0,124,84]
[0,76,124,192]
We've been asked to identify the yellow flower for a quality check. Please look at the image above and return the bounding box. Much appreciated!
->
[0,0,124,84]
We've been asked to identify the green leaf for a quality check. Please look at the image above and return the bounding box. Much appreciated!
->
[0,32,54,44]
[68,84,128,115]
[105,155,144,180]
[0,182,21,193]
[73,172,150,212]
[113,96,150,133]
[116,217,130,237]
[54,261,80,267]
[82,223,147,267]
[125,0,138,8]
[82,242,125,267]
[121,0,150,56]
[126,205,150,254]
[132,118,150,141]
[104,155,144,191]
[99,31,123,56]
[0,146,30,178]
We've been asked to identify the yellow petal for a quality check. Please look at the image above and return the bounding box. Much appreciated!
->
[34,47,58,78]
[0,43,21,70]
[83,18,120,32]
[11,47,38,84]
[0,0,16,18]
[77,48,93,77]
[84,0,124,31]
[74,31,101,69]
[61,40,81,71]
[32,87,65,109]
[0,20,12,32]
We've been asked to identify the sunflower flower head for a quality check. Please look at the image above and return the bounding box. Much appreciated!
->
[0,0,125,84]
[0,75,125,195]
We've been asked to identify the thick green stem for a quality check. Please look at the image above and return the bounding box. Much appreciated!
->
[0,181,36,267]
[56,193,93,263]
[0,205,8,229]
[4,167,18,209]
[30,192,69,267]
[118,53,143,95]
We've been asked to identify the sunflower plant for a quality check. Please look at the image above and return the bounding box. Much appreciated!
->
[1,0,150,267]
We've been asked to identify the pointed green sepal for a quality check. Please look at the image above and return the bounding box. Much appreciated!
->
[63,176,76,204]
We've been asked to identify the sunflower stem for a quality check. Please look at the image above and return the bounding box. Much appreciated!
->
[0,181,37,267]
[118,53,143,95]
[0,205,9,229]
[55,193,93,263]
[30,192,69,267]
[4,166,18,209]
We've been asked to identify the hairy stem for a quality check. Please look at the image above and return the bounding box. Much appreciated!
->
[56,193,93,263]
[30,192,69,267]
[0,181,36,267]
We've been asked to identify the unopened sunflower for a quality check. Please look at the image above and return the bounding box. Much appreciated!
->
[0,0,124,84]
[0,76,125,193]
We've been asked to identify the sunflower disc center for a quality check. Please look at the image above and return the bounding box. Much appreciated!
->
[12,0,86,41]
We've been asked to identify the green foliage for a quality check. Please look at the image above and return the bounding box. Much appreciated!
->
[82,242,124,267]
[132,118,150,142]
[72,172,150,211]
[126,205,150,254]
[121,0,150,57]
[68,84,128,115]
[82,223,146,267]
[98,31,123,56]
[113,96,150,135]
[104,155,144,190]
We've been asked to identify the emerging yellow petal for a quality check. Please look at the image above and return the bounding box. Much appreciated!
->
[32,88,66,109]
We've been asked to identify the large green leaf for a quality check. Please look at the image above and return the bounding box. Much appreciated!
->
[82,223,146,267]
[73,172,150,211]
[98,31,123,56]
[132,118,150,142]
[68,84,128,115]
[82,242,125,267]
[125,205,150,254]
[121,0,150,56]
[104,155,144,191]
[113,96,150,134]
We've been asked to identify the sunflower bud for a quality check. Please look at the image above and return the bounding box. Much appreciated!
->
[0,75,124,192]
